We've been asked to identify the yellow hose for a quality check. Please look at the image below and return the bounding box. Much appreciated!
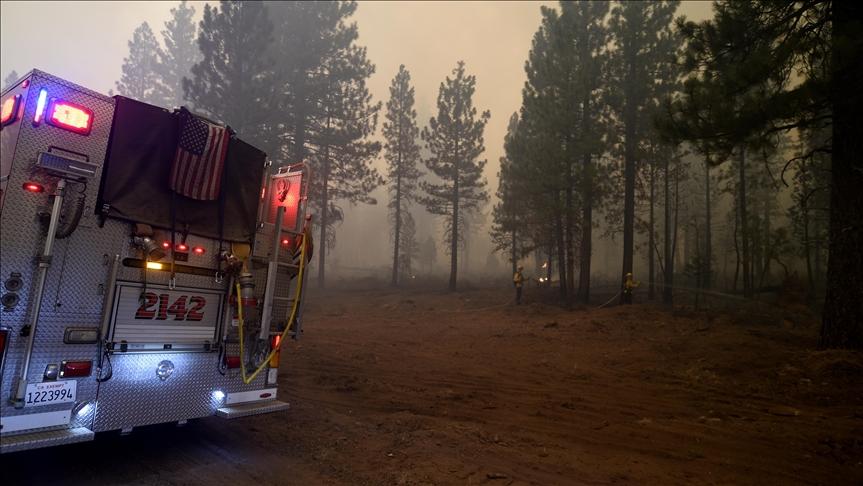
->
[237,232,307,385]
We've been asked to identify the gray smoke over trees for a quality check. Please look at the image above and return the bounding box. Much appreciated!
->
[608,0,680,304]
[115,22,165,106]
[420,61,490,291]
[2,70,19,90]
[265,1,382,289]
[156,0,200,108]
[659,1,861,349]
[183,0,275,146]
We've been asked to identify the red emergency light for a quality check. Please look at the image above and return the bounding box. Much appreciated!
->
[225,356,241,369]
[60,360,92,378]
[22,182,45,193]
[45,98,93,135]
[1,94,21,126]
[267,173,302,232]
[0,329,8,369]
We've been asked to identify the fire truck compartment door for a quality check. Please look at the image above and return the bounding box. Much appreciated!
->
[108,281,223,352]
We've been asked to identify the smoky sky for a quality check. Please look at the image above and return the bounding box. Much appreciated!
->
[1,1,712,271]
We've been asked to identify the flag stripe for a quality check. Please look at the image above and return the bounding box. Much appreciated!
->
[169,108,229,201]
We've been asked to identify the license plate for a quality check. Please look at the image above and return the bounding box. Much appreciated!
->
[24,380,77,408]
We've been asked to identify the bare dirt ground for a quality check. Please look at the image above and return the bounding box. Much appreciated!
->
[4,287,862,485]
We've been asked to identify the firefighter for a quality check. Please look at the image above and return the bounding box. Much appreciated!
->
[513,265,525,305]
[623,272,640,304]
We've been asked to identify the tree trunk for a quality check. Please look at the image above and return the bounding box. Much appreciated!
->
[578,154,593,304]
[511,229,517,276]
[648,159,656,300]
[663,156,673,305]
[317,143,329,289]
[565,165,575,309]
[449,135,459,292]
[621,49,637,304]
[294,89,306,162]
[739,147,752,298]
[392,172,402,287]
[821,1,863,349]
[733,201,740,293]
[704,158,712,289]
[555,206,568,303]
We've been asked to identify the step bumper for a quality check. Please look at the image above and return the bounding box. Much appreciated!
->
[215,400,290,419]
[0,426,95,454]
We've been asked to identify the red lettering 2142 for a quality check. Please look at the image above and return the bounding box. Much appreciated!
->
[135,292,206,321]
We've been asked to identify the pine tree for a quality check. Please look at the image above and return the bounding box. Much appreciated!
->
[156,0,200,108]
[659,1,861,348]
[419,236,437,275]
[266,1,381,288]
[115,22,165,106]
[397,211,419,280]
[184,1,275,146]
[609,0,679,304]
[3,70,19,90]
[421,61,490,291]
[491,112,529,275]
[383,65,422,286]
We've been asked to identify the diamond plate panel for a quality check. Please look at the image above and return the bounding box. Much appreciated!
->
[1,70,115,433]
[92,351,267,432]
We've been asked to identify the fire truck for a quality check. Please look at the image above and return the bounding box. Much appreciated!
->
[0,70,312,453]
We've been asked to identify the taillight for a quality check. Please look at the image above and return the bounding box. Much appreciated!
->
[1,94,21,126]
[46,98,93,135]
[23,182,45,193]
[0,329,9,368]
[225,356,241,369]
[269,334,282,368]
[60,360,92,378]
[192,246,205,255]
[176,243,188,252]
[161,241,171,249]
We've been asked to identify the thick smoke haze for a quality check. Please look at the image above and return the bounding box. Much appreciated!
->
[1,1,712,282]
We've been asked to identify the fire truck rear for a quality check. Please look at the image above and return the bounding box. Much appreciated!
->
[0,70,311,453]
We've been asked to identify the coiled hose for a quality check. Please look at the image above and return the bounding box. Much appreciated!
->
[55,189,86,239]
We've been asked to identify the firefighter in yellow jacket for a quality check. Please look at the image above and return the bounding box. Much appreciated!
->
[623,272,639,304]
[513,265,525,305]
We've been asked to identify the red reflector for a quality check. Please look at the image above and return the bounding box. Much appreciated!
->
[60,360,92,378]
[225,356,241,369]
[46,98,93,135]
[176,243,188,252]
[1,95,21,125]
[0,329,8,364]
[23,182,45,193]
[192,246,205,255]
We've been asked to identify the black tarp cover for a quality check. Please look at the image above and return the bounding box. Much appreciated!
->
[98,96,265,242]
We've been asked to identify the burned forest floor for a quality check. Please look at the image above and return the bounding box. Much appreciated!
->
[6,286,863,485]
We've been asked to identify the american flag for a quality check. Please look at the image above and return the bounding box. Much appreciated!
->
[169,107,230,201]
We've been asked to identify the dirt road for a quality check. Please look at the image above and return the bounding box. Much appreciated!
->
[3,288,861,485]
